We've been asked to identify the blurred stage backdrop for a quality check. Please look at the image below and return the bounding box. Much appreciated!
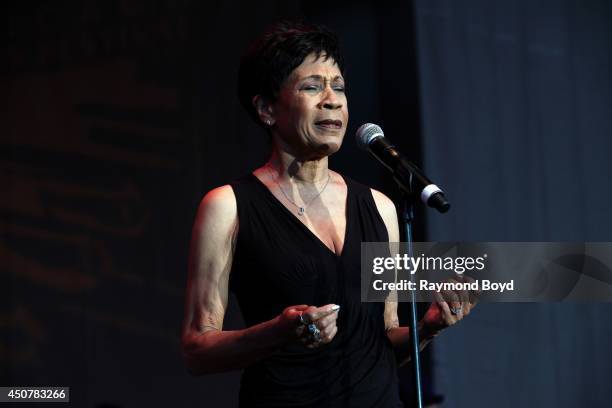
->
[2,0,611,407]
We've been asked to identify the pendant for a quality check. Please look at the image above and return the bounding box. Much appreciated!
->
[298,207,305,216]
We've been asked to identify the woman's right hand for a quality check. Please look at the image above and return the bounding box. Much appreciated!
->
[278,304,340,349]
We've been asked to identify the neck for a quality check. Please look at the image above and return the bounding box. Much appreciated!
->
[267,147,330,184]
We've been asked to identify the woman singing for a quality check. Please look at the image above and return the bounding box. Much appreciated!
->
[182,21,474,407]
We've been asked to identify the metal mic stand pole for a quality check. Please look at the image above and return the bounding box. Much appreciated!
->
[401,191,424,408]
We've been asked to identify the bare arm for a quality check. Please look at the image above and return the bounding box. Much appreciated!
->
[181,185,339,375]
[181,186,295,375]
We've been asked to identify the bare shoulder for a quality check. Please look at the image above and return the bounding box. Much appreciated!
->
[197,185,237,222]
[191,184,238,247]
[201,184,236,208]
[370,188,399,241]
[370,188,397,219]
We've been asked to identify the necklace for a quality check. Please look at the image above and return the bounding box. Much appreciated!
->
[267,167,331,216]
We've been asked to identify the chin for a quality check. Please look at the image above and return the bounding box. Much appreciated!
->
[303,130,346,158]
[312,140,342,158]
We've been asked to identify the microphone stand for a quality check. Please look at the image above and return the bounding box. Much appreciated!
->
[399,180,424,408]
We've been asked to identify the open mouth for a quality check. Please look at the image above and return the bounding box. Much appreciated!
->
[315,119,343,129]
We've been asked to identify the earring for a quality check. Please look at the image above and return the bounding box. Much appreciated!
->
[266,119,272,126]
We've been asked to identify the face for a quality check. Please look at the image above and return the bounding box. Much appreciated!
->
[270,53,348,159]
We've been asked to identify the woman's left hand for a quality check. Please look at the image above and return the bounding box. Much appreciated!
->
[421,275,479,335]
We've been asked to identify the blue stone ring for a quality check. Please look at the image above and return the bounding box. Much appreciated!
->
[307,323,321,342]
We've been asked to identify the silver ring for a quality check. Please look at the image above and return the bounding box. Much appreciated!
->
[450,306,463,316]
[307,323,321,342]
[298,313,308,326]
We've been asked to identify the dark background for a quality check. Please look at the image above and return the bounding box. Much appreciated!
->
[2,0,611,407]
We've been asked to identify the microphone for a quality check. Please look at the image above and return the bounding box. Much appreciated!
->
[356,123,450,213]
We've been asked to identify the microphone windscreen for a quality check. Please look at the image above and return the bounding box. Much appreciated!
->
[355,123,384,150]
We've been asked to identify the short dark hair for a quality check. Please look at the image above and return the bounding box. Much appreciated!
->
[237,21,345,125]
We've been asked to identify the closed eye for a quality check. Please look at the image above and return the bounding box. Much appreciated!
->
[301,84,322,91]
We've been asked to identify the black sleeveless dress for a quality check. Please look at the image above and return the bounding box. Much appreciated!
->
[229,173,403,408]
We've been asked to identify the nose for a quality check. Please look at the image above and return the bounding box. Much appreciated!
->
[320,85,343,110]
